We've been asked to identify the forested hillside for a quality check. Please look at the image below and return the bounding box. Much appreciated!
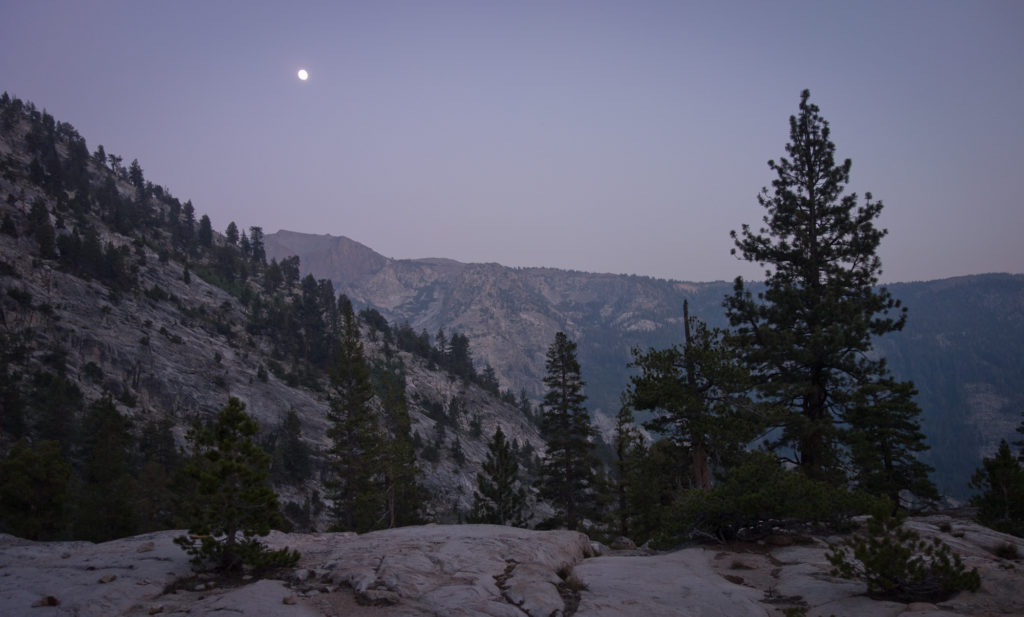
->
[0,93,543,541]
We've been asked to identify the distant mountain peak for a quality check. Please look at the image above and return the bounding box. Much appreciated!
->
[265,230,388,284]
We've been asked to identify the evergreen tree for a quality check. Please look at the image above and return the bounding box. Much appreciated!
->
[538,332,599,530]
[471,426,528,526]
[28,198,55,258]
[377,365,423,527]
[327,297,384,532]
[270,408,311,485]
[225,221,239,246]
[969,440,1024,537]
[724,90,932,495]
[175,397,297,571]
[128,158,144,187]
[1015,411,1024,464]
[448,333,475,379]
[0,439,71,540]
[73,397,136,541]
[249,225,266,269]
[630,300,753,490]
[610,398,642,538]
[627,438,689,543]
[181,200,196,246]
[845,380,938,507]
[434,328,448,365]
[197,214,213,247]
[135,418,184,532]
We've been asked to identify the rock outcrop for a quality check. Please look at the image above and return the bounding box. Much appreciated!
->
[2,518,1022,617]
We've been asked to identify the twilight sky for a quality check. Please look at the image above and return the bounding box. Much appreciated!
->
[2,1,1022,283]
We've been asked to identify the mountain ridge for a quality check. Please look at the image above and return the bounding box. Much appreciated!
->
[266,230,1024,499]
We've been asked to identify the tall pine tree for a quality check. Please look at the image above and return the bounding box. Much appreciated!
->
[538,332,598,530]
[610,398,642,538]
[377,362,423,528]
[725,90,934,500]
[327,296,384,532]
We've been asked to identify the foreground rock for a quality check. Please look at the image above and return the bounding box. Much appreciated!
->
[0,519,1021,617]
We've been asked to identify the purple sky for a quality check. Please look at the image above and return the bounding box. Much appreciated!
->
[3,1,1022,283]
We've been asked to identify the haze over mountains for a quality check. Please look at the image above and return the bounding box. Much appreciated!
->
[266,230,1024,499]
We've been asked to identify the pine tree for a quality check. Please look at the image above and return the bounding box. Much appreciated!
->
[377,364,423,528]
[327,297,384,532]
[538,332,599,530]
[725,90,933,496]
[0,439,71,540]
[174,398,297,571]
[845,380,938,507]
[471,426,528,527]
[611,398,643,538]
[128,158,144,187]
[225,221,239,246]
[135,418,184,532]
[249,225,266,269]
[73,397,136,541]
[197,214,213,247]
[630,300,753,490]
[969,440,1024,537]
[270,408,311,485]
[1015,411,1024,463]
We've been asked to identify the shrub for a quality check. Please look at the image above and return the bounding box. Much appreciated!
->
[827,507,980,602]
[668,451,879,542]
[993,542,1020,560]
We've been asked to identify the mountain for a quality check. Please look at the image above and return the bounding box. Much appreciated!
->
[0,94,542,530]
[266,230,1024,499]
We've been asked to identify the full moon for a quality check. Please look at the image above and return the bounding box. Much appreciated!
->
[297,69,309,81]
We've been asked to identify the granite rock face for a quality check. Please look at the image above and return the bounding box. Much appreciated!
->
[2,519,1021,617]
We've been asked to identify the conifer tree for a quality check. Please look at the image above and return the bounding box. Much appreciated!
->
[538,332,599,530]
[225,221,239,246]
[845,380,938,506]
[471,426,528,526]
[0,439,71,540]
[327,296,384,532]
[611,398,643,538]
[377,364,423,528]
[175,398,296,571]
[270,408,311,485]
[969,440,1024,537]
[630,300,753,490]
[725,90,933,498]
[1015,411,1024,464]
[135,418,184,532]
[197,214,213,247]
[73,397,136,541]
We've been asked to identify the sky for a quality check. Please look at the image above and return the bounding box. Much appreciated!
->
[2,1,1022,283]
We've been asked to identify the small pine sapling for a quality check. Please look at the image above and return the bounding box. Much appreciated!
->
[827,505,980,602]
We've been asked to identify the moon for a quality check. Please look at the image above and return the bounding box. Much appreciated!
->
[297,69,309,81]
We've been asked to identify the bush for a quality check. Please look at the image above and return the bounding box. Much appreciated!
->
[668,451,879,542]
[827,507,980,602]
[993,542,1019,560]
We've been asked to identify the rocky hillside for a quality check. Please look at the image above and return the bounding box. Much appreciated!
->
[3,516,1022,616]
[265,231,1024,499]
[0,95,541,526]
